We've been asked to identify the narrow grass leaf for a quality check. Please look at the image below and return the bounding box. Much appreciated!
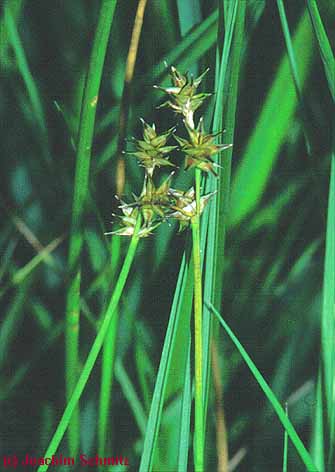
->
[276,0,313,155]
[0,0,24,68]
[319,154,335,466]
[207,301,318,471]
[202,0,245,440]
[230,9,314,226]
[115,359,147,435]
[11,235,64,286]
[4,6,46,135]
[307,0,335,100]
[311,372,325,471]
[0,279,32,369]
[139,253,193,472]
[64,0,117,455]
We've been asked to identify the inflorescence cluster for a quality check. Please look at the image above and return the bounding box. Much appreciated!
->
[108,66,231,237]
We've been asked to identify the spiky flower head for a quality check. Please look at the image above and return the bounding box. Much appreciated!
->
[155,66,211,126]
[104,205,158,238]
[136,173,174,224]
[126,119,177,176]
[174,118,232,176]
[168,187,216,231]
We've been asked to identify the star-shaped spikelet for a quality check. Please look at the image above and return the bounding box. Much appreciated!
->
[174,118,232,176]
[126,119,177,176]
[168,187,216,231]
[155,66,211,125]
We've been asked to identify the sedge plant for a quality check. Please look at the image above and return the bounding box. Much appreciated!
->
[109,65,230,470]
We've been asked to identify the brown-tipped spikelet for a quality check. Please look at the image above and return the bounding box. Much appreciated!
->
[108,65,228,238]
[168,187,216,231]
[126,119,177,176]
[155,66,211,125]
[174,118,232,176]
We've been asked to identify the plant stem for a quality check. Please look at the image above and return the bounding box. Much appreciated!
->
[64,0,117,456]
[192,168,204,471]
[98,236,121,457]
[38,218,141,472]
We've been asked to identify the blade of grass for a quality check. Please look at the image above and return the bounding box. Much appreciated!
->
[0,237,18,283]
[11,235,64,285]
[139,251,193,472]
[38,220,141,472]
[0,278,32,369]
[307,0,335,100]
[318,154,335,467]
[229,9,314,226]
[311,373,325,471]
[114,359,147,435]
[64,0,117,455]
[201,1,239,421]
[202,0,245,455]
[4,3,51,168]
[4,5,45,134]
[276,0,313,156]
[176,0,201,40]
[0,0,24,69]
[0,321,63,402]
[206,301,318,472]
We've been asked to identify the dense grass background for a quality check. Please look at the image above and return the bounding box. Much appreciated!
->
[0,0,334,470]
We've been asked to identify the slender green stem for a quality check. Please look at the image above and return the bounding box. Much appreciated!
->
[98,236,121,457]
[38,219,141,472]
[192,168,204,471]
[283,403,288,472]
[64,0,117,455]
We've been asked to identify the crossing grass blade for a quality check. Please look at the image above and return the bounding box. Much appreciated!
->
[206,301,318,472]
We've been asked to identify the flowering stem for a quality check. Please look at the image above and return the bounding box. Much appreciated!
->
[38,216,141,472]
[192,168,204,471]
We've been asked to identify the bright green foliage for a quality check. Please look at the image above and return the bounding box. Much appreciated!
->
[1,1,332,471]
